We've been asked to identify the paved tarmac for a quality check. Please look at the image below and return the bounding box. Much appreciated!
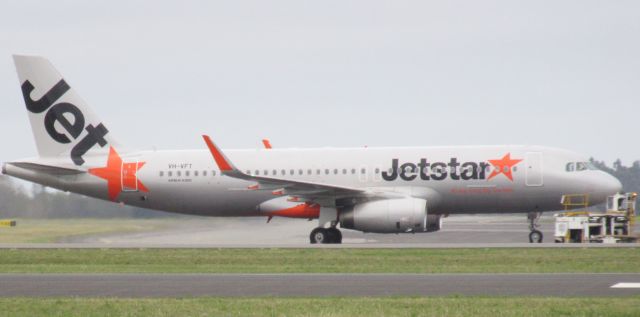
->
[2,215,637,248]
[69,215,560,245]
[0,273,638,297]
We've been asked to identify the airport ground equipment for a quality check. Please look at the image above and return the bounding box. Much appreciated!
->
[554,193,637,243]
[0,220,17,227]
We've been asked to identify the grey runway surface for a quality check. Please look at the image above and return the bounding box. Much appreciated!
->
[1,273,639,297]
[71,215,561,246]
[2,214,637,248]
[2,215,638,249]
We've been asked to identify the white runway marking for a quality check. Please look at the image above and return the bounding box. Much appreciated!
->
[611,283,640,288]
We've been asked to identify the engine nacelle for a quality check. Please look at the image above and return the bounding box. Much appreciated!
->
[340,197,427,233]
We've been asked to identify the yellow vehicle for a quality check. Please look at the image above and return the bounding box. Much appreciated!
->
[0,220,17,227]
[554,193,637,243]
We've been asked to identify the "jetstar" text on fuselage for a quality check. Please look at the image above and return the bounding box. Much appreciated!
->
[382,158,491,181]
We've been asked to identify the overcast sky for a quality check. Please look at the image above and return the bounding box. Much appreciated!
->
[1,1,638,165]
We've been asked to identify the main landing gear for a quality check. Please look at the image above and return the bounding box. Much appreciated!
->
[310,205,342,244]
[528,211,543,243]
[310,227,342,244]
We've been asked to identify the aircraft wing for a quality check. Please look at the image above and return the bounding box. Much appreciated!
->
[202,135,398,202]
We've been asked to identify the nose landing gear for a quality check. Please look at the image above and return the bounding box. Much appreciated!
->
[528,211,543,243]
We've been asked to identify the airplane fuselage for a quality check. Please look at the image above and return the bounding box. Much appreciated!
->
[3,145,620,217]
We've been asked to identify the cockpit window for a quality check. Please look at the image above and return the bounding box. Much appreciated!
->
[567,161,597,172]
[576,162,587,171]
[566,162,575,172]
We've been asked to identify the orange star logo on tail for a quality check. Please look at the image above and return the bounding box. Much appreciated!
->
[89,147,148,201]
[487,153,522,181]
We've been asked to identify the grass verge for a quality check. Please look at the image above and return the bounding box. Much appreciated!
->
[0,248,638,273]
[1,296,639,317]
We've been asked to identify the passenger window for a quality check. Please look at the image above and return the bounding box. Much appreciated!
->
[203,171,207,176]
[246,170,251,174]
[177,171,181,177]
[566,163,575,172]
[361,168,366,174]
[264,170,268,176]
[159,171,164,177]
[325,169,329,175]
[316,169,321,175]
[194,171,199,177]
[255,170,260,176]
[290,169,295,175]
[351,168,356,174]
[281,170,286,176]
[307,169,312,175]
[375,168,380,174]
[168,171,173,177]
[299,169,303,175]
[273,170,277,176]
[342,169,347,174]
[334,169,338,175]
[185,171,190,177]
[212,170,216,176]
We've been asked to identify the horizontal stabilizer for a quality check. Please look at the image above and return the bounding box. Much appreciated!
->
[3,162,85,175]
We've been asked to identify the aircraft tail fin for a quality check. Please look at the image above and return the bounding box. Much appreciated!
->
[13,55,117,166]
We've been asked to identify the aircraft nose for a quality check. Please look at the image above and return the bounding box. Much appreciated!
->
[602,173,622,194]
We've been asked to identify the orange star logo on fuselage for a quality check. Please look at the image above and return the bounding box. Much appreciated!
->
[487,153,522,181]
[88,147,148,201]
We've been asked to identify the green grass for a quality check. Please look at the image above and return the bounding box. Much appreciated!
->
[0,248,638,273]
[1,296,639,317]
[0,219,170,243]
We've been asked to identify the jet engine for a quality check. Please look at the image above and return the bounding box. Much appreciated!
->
[339,197,427,233]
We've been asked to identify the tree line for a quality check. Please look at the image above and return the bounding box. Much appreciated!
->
[590,158,640,196]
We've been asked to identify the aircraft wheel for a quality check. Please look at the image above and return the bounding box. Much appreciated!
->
[310,228,329,244]
[327,228,342,244]
[529,230,543,243]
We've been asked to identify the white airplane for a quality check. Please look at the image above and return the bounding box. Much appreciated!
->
[2,55,622,244]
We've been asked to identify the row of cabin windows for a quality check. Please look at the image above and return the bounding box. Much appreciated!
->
[159,165,502,177]
[248,165,501,176]
[159,170,217,177]
[250,168,364,176]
